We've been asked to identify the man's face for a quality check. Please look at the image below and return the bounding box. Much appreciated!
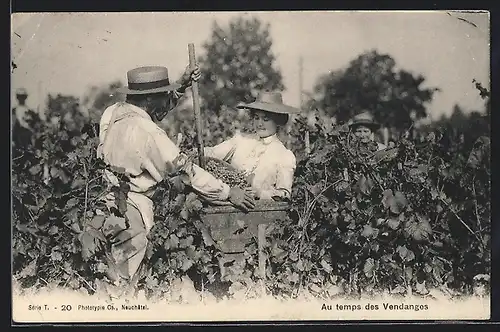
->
[151,92,175,121]
[354,125,373,143]
[16,95,27,105]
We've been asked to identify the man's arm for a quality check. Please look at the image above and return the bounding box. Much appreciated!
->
[97,104,117,159]
[144,127,228,199]
[143,125,250,209]
[145,126,254,211]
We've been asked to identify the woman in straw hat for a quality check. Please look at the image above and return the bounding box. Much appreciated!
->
[96,65,255,286]
[204,91,301,201]
[348,111,387,151]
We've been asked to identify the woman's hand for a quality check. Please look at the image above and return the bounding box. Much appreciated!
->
[257,189,288,201]
[228,187,256,212]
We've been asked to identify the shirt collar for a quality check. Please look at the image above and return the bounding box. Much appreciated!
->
[261,134,278,145]
[122,102,152,121]
[101,101,153,126]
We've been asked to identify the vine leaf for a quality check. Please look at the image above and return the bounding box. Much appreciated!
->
[387,217,400,230]
[396,245,415,262]
[394,191,408,210]
[357,174,374,195]
[382,189,408,214]
[78,228,105,261]
[361,225,379,239]
[18,259,38,278]
[181,258,194,272]
[307,183,323,196]
[404,214,432,241]
[321,259,333,274]
[416,280,429,295]
[363,258,378,278]
[390,285,406,294]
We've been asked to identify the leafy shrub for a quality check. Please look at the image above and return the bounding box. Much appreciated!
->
[12,94,490,301]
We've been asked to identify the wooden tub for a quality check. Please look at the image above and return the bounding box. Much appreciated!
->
[199,199,290,279]
[199,200,290,254]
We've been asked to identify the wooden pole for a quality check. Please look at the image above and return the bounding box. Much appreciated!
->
[188,43,205,168]
[37,81,41,115]
[258,224,267,294]
[37,80,47,122]
[382,126,389,146]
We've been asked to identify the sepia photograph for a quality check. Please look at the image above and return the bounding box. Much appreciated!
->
[11,10,491,323]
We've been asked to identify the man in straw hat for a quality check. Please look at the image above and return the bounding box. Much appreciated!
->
[96,65,255,286]
[204,91,301,201]
[12,88,36,148]
[13,88,32,129]
[348,111,387,151]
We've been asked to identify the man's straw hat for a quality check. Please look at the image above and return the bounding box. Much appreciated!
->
[348,111,380,130]
[15,88,28,96]
[116,66,181,95]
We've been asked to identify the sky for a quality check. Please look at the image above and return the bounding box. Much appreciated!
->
[11,11,490,120]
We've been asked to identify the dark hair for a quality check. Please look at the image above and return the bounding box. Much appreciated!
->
[126,93,149,105]
[350,123,375,132]
[271,113,289,127]
[251,110,289,127]
[126,92,172,112]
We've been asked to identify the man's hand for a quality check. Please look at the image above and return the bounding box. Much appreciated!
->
[228,187,256,212]
[178,64,201,90]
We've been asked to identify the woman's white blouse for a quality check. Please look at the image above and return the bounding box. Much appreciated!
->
[204,133,296,200]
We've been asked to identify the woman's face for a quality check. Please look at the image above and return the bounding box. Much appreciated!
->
[354,125,373,143]
[253,110,278,138]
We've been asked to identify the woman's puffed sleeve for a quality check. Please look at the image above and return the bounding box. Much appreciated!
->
[274,149,296,198]
[258,149,296,200]
[204,135,239,161]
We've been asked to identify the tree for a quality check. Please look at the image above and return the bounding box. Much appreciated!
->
[427,78,490,155]
[82,81,125,123]
[45,94,86,134]
[198,16,284,115]
[448,104,468,130]
[309,50,440,130]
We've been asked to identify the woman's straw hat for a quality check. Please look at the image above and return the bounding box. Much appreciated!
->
[236,91,301,115]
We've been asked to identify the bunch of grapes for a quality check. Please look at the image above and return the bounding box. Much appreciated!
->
[203,157,249,188]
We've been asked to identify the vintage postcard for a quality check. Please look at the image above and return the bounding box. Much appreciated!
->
[11,10,490,323]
